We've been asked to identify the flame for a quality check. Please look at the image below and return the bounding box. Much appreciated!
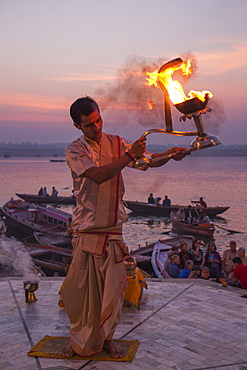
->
[146,59,213,105]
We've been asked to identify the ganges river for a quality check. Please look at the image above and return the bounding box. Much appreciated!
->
[0,155,246,255]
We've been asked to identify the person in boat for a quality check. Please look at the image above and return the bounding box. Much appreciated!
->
[176,208,185,222]
[179,260,194,278]
[178,242,192,269]
[190,240,205,268]
[200,266,211,280]
[42,187,49,196]
[163,250,175,276]
[168,254,180,278]
[51,186,58,197]
[238,247,247,266]
[38,187,43,196]
[191,197,207,209]
[154,196,161,206]
[222,241,238,280]
[162,195,171,207]
[204,243,222,279]
[147,193,155,205]
[188,265,201,279]
[202,213,210,224]
[231,257,247,290]
[184,205,193,224]
[59,96,188,359]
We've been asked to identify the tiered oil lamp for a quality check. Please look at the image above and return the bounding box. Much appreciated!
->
[134,57,221,167]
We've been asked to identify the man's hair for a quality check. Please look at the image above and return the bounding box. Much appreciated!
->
[171,254,179,262]
[185,260,193,268]
[232,257,242,264]
[70,96,99,124]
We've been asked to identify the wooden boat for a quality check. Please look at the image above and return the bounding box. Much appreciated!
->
[170,210,215,237]
[34,231,72,249]
[130,235,194,277]
[24,242,72,276]
[16,193,76,205]
[2,200,71,242]
[49,159,66,162]
[124,200,229,218]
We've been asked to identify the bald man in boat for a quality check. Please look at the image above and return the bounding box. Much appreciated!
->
[61,96,187,359]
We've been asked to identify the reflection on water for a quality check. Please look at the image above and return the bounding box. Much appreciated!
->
[0,156,246,252]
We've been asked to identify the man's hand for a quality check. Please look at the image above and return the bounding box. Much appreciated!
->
[128,137,147,159]
[166,147,190,161]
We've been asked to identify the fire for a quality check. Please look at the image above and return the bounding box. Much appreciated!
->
[146,59,213,105]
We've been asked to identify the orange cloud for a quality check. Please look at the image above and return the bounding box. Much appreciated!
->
[46,73,117,82]
[196,40,247,75]
[0,93,69,110]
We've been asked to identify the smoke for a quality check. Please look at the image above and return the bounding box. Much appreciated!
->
[95,55,167,129]
[0,236,40,279]
[94,54,225,135]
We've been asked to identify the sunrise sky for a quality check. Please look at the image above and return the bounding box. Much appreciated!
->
[1,0,247,145]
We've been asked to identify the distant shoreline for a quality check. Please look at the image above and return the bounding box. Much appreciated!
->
[0,144,246,157]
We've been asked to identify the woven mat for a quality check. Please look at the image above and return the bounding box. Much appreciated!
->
[28,335,139,362]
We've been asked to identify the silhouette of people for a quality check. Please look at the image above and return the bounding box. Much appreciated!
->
[42,187,49,196]
[148,193,155,204]
[51,186,58,197]
[163,195,171,207]
[38,187,43,196]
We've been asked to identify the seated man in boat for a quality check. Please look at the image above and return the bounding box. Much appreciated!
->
[201,213,210,225]
[42,187,49,196]
[51,186,58,197]
[168,254,180,278]
[38,187,43,196]
[179,260,194,278]
[162,195,171,207]
[147,193,155,205]
[176,208,185,222]
[184,205,193,224]
[60,96,188,359]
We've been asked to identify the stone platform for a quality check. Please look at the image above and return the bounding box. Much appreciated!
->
[1,277,247,370]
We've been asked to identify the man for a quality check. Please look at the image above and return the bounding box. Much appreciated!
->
[60,96,187,358]
[192,197,207,209]
[178,242,191,269]
[148,193,155,205]
[179,260,194,278]
[231,257,247,290]
[168,254,180,278]
[51,186,58,197]
[222,241,238,279]
[163,195,171,207]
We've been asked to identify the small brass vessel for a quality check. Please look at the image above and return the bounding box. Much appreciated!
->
[124,258,137,277]
[23,281,39,303]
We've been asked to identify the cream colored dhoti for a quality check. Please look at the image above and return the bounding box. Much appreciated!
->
[60,234,128,357]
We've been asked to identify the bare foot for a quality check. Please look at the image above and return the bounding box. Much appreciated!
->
[103,340,125,358]
[62,343,74,357]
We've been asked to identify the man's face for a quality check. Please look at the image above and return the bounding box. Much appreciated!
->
[230,242,236,252]
[75,109,103,144]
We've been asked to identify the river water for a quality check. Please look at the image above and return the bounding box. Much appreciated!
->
[0,156,246,258]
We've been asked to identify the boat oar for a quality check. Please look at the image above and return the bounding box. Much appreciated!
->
[63,185,73,189]
[213,224,242,234]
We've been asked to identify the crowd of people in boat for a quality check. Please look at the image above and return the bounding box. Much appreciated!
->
[148,193,171,207]
[38,186,58,197]
[148,194,210,224]
[162,240,247,290]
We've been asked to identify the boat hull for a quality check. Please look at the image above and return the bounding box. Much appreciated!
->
[16,193,76,205]
[124,200,229,218]
[170,212,215,237]
[2,202,70,242]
